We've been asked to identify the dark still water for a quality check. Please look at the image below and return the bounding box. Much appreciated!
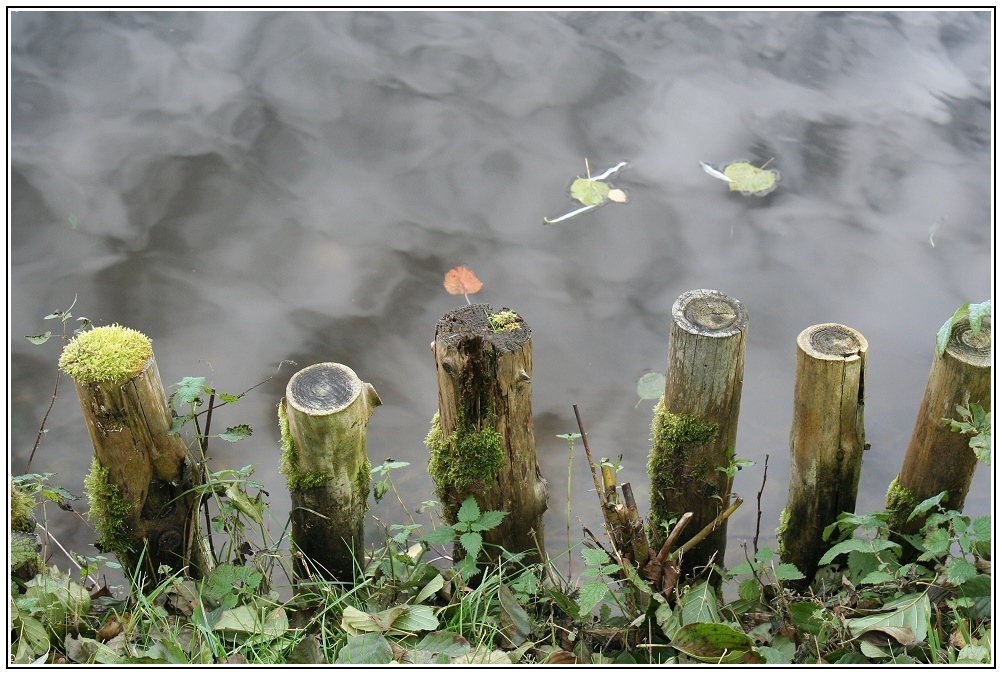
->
[10,11,992,587]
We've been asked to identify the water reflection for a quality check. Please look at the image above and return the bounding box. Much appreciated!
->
[10,11,991,587]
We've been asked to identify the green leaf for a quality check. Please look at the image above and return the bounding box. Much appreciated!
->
[391,605,439,633]
[414,574,445,605]
[456,496,481,524]
[937,304,969,357]
[458,531,482,558]
[727,560,757,577]
[722,161,779,196]
[636,372,666,401]
[818,538,900,566]
[213,604,288,639]
[788,601,825,635]
[25,333,52,345]
[845,592,929,643]
[906,491,947,522]
[570,177,611,206]
[671,622,763,663]
[754,545,774,565]
[967,300,991,335]
[774,563,805,581]
[172,376,207,408]
[470,510,506,532]
[581,547,611,568]
[498,582,531,648]
[414,631,471,658]
[335,633,393,664]
[945,557,978,586]
[576,580,610,618]
[217,424,252,442]
[216,392,243,404]
[737,578,760,603]
[678,580,719,626]
[859,570,895,585]
[423,525,456,546]
[224,485,264,525]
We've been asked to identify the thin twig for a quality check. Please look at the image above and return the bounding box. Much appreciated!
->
[754,454,769,555]
[673,498,743,559]
[572,405,606,512]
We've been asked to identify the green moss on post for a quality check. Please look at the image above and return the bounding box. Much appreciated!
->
[647,397,719,527]
[10,483,43,582]
[426,411,504,509]
[885,476,919,533]
[58,324,153,384]
[82,458,135,556]
[60,325,207,588]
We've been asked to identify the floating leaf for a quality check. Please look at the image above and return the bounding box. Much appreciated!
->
[722,161,780,196]
[544,159,629,224]
[607,188,628,203]
[636,372,665,407]
[570,177,610,206]
[443,266,483,302]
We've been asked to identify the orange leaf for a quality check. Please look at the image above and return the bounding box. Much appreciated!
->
[443,266,483,297]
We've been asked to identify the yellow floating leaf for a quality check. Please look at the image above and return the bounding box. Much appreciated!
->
[722,161,779,196]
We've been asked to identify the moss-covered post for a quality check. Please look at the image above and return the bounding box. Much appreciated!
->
[427,304,547,567]
[649,290,748,582]
[778,324,868,582]
[886,316,990,535]
[279,362,381,582]
[59,325,208,587]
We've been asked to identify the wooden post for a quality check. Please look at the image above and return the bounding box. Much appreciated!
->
[649,289,748,582]
[58,325,208,586]
[886,316,990,533]
[279,362,381,582]
[778,323,868,582]
[426,304,547,566]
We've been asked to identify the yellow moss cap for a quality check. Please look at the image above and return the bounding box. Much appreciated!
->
[58,324,153,383]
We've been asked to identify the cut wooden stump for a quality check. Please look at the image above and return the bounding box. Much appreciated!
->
[59,325,208,587]
[280,362,381,582]
[649,289,748,583]
[427,304,547,567]
[778,323,868,583]
[887,316,990,534]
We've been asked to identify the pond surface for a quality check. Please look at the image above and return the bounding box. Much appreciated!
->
[10,11,992,587]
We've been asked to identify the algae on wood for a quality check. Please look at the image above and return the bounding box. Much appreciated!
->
[649,289,748,582]
[280,362,381,582]
[428,304,547,567]
[887,317,990,534]
[778,324,868,582]
[59,325,208,586]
